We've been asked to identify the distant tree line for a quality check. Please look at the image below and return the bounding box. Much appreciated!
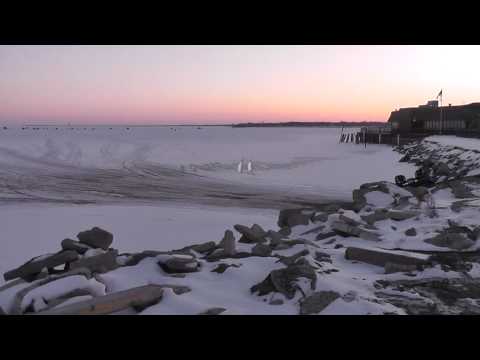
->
[232,121,387,128]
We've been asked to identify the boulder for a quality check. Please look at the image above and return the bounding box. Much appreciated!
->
[449,181,473,199]
[70,250,119,274]
[345,247,430,268]
[299,291,340,314]
[278,209,311,228]
[434,162,451,176]
[77,227,113,250]
[315,231,336,241]
[251,263,317,299]
[219,230,236,255]
[278,227,292,237]
[37,284,164,315]
[234,224,267,243]
[314,251,332,264]
[251,243,272,257]
[190,241,217,254]
[4,250,79,282]
[387,210,419,221]
[61,239,91,254]
[384,262,418,274]
[278,249,310,266]
[405,228,417,236]
[211,263,241,274]
[266,230,284,246]
[331,221,381,241]
[158,255,200,274]
[300,224,326,236]
[424,233,475,250]
[312,212,328,223]
[198,307,226,315]
[361,209,389,225]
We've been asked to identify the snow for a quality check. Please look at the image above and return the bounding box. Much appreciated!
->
[0,203,277,283]
[427,135,480,151]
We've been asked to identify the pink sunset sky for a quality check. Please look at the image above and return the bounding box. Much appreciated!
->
[1,45,480,125]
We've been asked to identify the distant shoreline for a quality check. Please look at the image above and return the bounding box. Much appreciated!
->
[232,122,387,128]
[11,121,387,128]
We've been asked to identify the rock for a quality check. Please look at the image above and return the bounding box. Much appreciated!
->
[331,221,381,241]
[384,262,418,274]
[361,209,389,225]
[269,299,284,305]
[190,241,217,254]
[251,243,272,257]
[300,224,326,236]
[278,249,310,266]
[219,230,236,255]
[4,250,79,282]
[158,255,200,274]
[375,277,480,315]
[266,230,284,246]
[124,250,168,266]
[449,181,473,199]
[278,227,292,237]
[312,212,328,223]
[198,307,226,315]
[434,162,451,176]
[205,250,252,262]
[299,291,340,314]
[314,251,332,263]
[334,244,343,249]
[424,233,475,250]
[405,228,417,236]
[387,210,419,221]
[234,224,267,243]
[77,227,113,250]
[345,247,430,268]
[278,209,311,228]
[61,239,91,254]
[315,231,336,241]
[338,214,362,227]
[211,263,241,274]
[38,284,165,315]
[70,250,119,274]
[251,263,317,299]
[10,268,93,314]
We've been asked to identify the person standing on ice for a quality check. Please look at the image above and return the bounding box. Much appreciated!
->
[237,159,244,173]
[247,160,253,174]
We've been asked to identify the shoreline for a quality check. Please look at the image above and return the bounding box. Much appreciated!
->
[3,136,480,314]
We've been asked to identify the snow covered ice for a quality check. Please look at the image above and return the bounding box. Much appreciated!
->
[9,126,480,315]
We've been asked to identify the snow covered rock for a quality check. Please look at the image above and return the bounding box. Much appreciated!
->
[61,239,92,254]
[70,250,119,274]
[219,230,236,255]
[235,224,267,243]
[251,243,272,257]
[4,250,79,282]
[39,284,164,315]
[197,307,226,315]
[424,232,475,250]
[299,291,340,315]
[77,227,113,250]
[345,247,430,268]
[251,263,317,300]
[158,255,200,274]
[277,208,312,228]
[331,221,381,241]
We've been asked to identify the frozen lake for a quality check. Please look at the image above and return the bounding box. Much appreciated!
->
[0,125,415,277]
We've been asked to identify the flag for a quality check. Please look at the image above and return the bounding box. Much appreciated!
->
[437,89,443,99]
